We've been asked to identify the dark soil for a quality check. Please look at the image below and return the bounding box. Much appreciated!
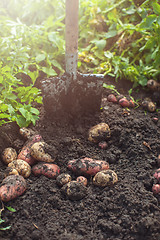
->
[0,78,160,240]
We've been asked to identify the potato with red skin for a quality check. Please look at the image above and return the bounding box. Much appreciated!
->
[119,98,130,108]
[18,134,42,165]
[0,175,27,202]
[129,99,135,108]
[2,147,17,165]
[152,184,160,194]
[107,94,117,103]
[32,163,60,179]
[76,176,87,186]
[68,157,109,176]
[153,168,160,183]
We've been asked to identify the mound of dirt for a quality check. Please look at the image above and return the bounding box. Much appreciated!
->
[0,78,160,240]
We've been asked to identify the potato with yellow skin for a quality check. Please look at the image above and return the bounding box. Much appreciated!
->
[8,159,31,178]
[2,147,17,165]
[88,123,111,143]
[30,141,57,163]
[93,170,118,187]
[4,167,19,177]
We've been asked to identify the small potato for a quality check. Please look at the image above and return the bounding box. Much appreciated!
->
[152,184,160,195]
[18,134,42,165]
[142,98,156,112]
[93,169,118,187]
[56,173,72,187]
[19,127,36,139]
[88,123,111,143]
[31,142,57,163]
[153,168,160,183]
[76,176,87,186]
[8,159,31,178]
[68,157,109,176]
[147,79,160,92]
[107,94,117,103]
[0,175,27,202]
[2,147,17,165]
[119,98,130,108]
[61,181,88,200]
[32,163,60,179]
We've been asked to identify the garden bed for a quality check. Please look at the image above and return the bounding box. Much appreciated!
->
[0,78,160,240]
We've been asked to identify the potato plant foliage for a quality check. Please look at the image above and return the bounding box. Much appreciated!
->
[0,0,159,126]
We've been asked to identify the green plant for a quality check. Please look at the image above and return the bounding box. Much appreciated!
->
[0,204,16,231]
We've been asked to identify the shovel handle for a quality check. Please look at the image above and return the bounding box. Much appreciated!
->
[65,0,79,80]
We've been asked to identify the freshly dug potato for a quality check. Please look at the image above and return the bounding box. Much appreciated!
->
[88,123,111,143]
[152,184,160,194]
[107,94,117,103]
[0,175,27,202]
[61,181,88,200]
[18,134,42,165]
[98,141,108,149]
[32,163,60,179]
[147,79,160,92]
[68,157,109,176]
[119,98,130,108]
[153,168,160,183]
[8,159,31,178]
[2,147,17,165]
[56,173,72,187]
[4,167,19,177]
[76,176,87,186]
[93,169,118,187]
[30,142,57,163]
[129,99,135,108]
[142,98,156,112]
[19,127,37,139]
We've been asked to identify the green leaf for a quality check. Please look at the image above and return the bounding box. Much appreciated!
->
[30,107,39,115]
[5,206,16,212]
[92,39,106,50]
[41,67,57,76]
[35,54,46,62]
[152,2,160,15]
[0,226,11,231]
[105,30,117,39]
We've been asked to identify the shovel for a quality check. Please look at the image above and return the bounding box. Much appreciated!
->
[41,0,104,117]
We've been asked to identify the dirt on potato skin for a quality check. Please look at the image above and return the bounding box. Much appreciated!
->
[0,78,160,240]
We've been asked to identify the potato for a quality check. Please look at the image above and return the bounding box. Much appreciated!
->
[93,169,118,187]
[4,167,19,177]
[2,147,17,164]
[8,159,31,178]
[119,98,130,108]
[61,181,88,200]
[32,163,60,179]
[56,173,72,187]
[88,123,111,143]
[30,142,57,163]
[68,157,109,176]
[152,184,160,195]
[19,127,36,139]
[0,175,27,202]
[18,134,42,165]
[76,176,87,186]
[107,94,117,103]
[147,79,160,92]
[142,98,156,112]
[153,168,160,183]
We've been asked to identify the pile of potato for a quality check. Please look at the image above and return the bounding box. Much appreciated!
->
[0,128,60,202]
[0,124,118,202]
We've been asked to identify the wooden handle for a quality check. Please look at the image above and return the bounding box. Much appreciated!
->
[65,0,79,80]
